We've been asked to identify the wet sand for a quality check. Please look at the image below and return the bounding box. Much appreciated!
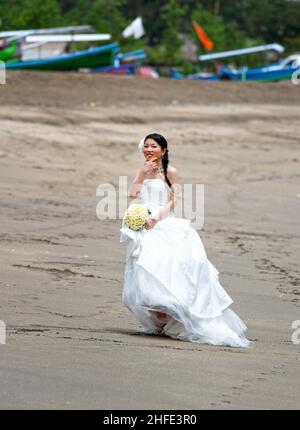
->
[0,71,299,409]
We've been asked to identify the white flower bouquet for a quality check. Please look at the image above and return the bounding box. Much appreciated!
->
[124,204,151,231]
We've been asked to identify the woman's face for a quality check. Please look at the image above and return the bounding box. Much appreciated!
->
[143,138,165,161]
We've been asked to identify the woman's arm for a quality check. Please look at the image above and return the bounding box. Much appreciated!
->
[128,169,145,198]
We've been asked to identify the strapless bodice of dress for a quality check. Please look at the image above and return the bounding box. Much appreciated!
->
[139,178,175,217]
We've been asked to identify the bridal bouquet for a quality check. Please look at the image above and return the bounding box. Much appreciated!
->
[124,204,151,231]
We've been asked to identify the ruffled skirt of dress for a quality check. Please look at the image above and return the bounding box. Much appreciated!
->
[120,216,252,348]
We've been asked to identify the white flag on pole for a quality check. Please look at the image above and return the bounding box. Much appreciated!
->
[122,16,145,39]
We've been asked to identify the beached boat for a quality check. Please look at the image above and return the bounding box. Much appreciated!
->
[170,70,218,80]
[5,42,119,70]
[0,40,17,61]
[220,58,300,82]
[92,49,147,75]
[91,64,136,75]
[220,65,299,81]
[199,45,300,82]
[116,49,146,63]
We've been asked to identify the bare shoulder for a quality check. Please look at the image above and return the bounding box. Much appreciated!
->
[166,165,181,187]
[167,165,178,175]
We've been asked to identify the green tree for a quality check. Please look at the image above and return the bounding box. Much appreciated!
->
[160,0,186,65]
[121,0,166,47]
[0,0,62,30]
[191,5,227,54]
[221,0,300,44]
[284,35,300,55]
[189,4,264,68]
[1,0,299,67]
[64,0,126,39]
[63,0,92,25]
[87,0,126,39]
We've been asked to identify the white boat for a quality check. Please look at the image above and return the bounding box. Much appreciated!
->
[22,34,111,61]
[0,26,112,62]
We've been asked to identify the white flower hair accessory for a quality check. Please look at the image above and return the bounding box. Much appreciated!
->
[138,137,145,152]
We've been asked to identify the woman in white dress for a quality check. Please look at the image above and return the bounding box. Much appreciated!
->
[120,133,252,348]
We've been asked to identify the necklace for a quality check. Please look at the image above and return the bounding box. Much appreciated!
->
[154,165,164,175]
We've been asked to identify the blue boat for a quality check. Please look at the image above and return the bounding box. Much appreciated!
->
[91,49,147,75]
[199,45,300,82]
[91,64,136,75]
[170,69,219,80]
[220,64,300,82]
[116,49,147,63]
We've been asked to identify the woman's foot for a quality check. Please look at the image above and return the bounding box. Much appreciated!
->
[155,326,165,335]
[152,311,168,334]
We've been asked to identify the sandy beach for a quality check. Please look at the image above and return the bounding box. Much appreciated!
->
[0,71,299,409]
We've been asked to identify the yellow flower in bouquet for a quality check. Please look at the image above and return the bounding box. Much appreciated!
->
[124,204,151,231]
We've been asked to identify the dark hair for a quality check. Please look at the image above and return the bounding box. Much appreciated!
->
[144,133,172,188]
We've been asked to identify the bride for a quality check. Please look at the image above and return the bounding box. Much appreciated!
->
[120,133,252,348]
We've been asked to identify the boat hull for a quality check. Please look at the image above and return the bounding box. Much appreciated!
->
[0,40,17,62]
[221,65,299,82]
[6,43,119,70]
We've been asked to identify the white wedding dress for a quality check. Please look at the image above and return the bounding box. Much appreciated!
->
[120,178,252,348]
